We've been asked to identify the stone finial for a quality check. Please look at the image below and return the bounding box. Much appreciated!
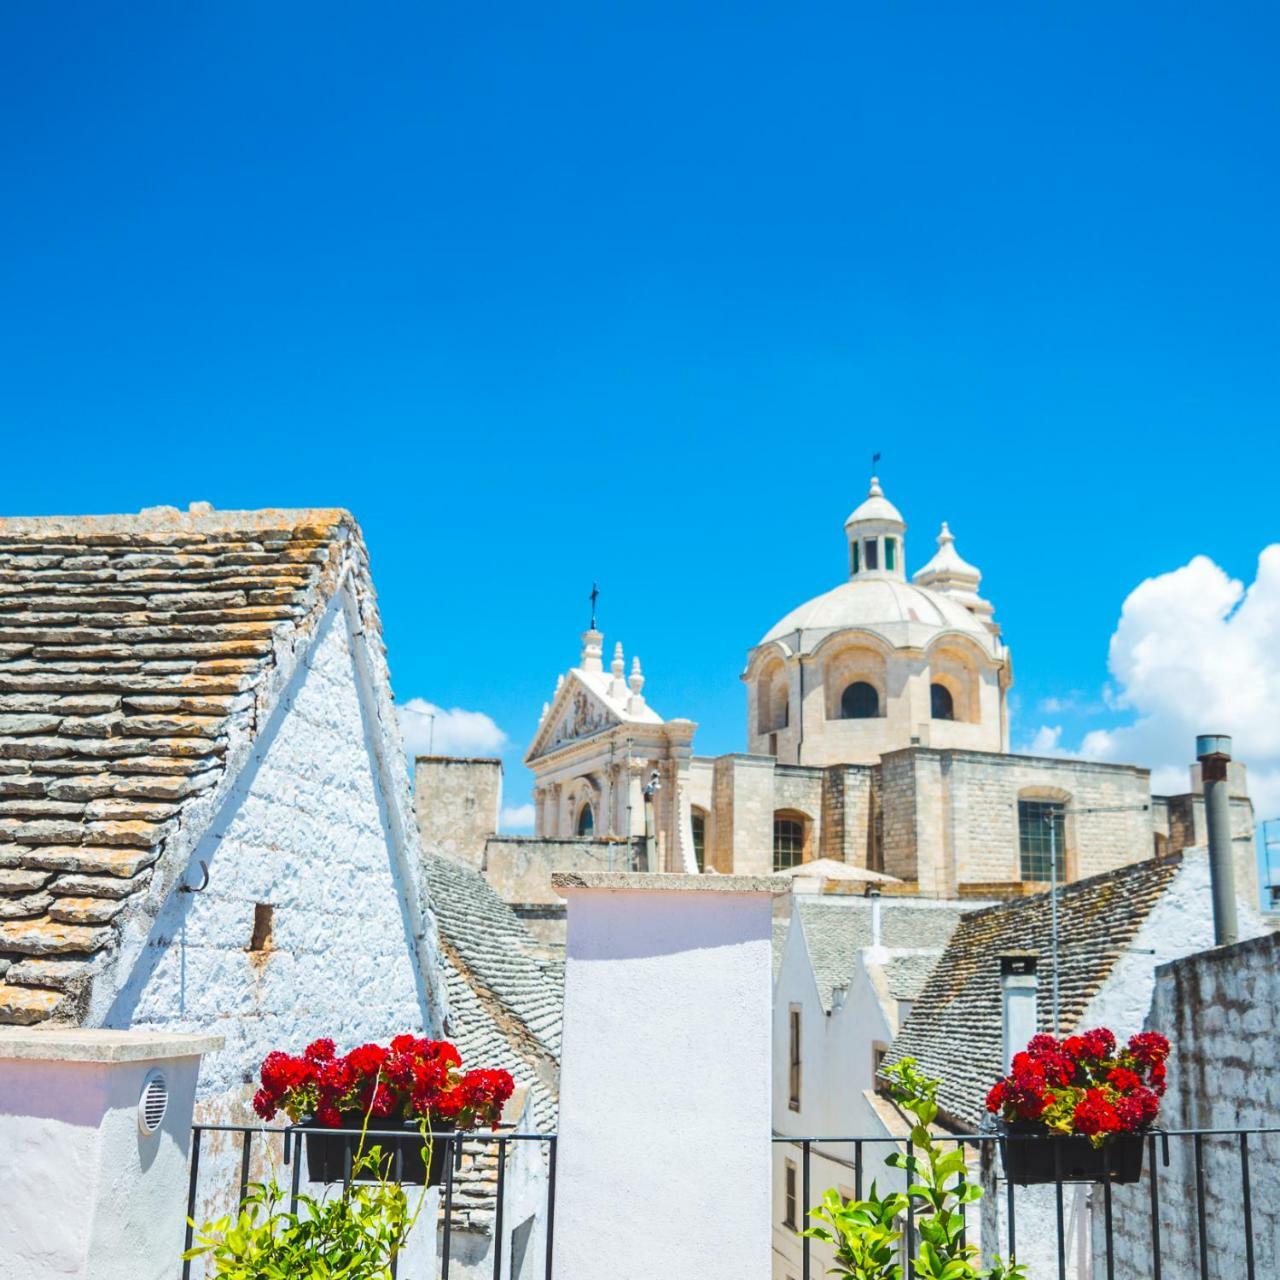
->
[627,656,646,712]
[609,642,628,699]
[868,475,884,498]
[539,701,550,723]
[556,674,565,692]
[580,629,604,673]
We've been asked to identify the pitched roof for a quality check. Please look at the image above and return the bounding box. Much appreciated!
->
[425,852,562,1064]
[424,853,562,1237]
[776,898,968,1012]
[0,505,447,1026]
[884,854,1185,1131]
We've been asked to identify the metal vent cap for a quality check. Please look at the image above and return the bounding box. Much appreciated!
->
[138,1070,168,1135]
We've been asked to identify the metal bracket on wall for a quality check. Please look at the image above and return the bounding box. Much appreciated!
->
[177,860,210,893]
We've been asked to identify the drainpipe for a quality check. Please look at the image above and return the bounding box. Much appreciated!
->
[1196,734,1239,946]
[1000,953,1038,1071]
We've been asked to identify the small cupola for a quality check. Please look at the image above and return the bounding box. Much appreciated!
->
[913,521,996,626]
[844,476,906,581]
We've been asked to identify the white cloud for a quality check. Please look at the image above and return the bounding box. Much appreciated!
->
[397,698,509,759]
[1070,547,1280,815]
[500,803,536,832]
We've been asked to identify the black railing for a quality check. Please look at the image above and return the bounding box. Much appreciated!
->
[773,1127,1280,1280]
[182,1123,557,1280]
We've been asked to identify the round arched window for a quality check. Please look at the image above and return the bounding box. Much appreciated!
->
[841,681,879,719]
[576,803,595,836]
[930,683,955,721]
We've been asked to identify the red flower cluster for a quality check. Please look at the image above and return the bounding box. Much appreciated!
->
[986,1028,1168,1147]
[252,1035,515,1132]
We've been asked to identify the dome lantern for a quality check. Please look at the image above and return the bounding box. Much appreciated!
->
[844,476,906,581]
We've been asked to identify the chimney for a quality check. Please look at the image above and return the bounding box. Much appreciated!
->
[1196,734,1239,946]
[1000,953,1038,1071]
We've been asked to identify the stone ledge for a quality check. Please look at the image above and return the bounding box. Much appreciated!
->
[552,871,786,895]
[0,1027,224,1063]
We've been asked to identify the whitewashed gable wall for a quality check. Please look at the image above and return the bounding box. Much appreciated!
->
[104,590,440,1109]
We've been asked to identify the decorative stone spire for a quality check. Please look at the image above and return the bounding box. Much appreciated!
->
[609,641,628,698]
[844,476,907,581]
[539,700,550,724]
[627,656,646,713]
[580,628,604,673]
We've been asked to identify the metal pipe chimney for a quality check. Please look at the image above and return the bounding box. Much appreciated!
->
[1197,733,1239,946]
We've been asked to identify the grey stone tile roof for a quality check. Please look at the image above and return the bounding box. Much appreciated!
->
[778,899,967,1012]
[883,952,942,1002]
[424,853,562,1237]
[0,506,403,1027]
[884,854,1185,1131]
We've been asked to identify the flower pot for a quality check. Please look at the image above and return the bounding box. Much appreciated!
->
[999,1125,1146,1185]
[302,1116,455,1186]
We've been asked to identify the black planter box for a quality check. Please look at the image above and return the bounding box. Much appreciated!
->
[302,1117,454,1186]
[999,1125,1146,1185]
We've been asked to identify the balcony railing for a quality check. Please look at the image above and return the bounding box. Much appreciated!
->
[773,1127,1280,1280]
[181,1123,558,1280]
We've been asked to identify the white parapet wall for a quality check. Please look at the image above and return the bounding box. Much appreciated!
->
[0,1028,222,1280]
[551,872,784,1280]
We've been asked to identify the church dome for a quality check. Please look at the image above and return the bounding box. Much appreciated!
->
[759,575,994,655]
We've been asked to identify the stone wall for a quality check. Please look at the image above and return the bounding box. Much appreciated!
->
[937,750,1152,885]
[1099,932,1280,1280]
[102,597,438,1118]
[414,757,502,869]
[711,755,775,875]
[481,835,642,906]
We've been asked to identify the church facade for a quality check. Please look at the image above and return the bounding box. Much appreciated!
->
[420,479,1257,913]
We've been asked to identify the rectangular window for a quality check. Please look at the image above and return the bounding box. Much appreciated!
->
[691,812,706,872]
[864,538,879,570]
[851,540,860,574]
[884,537,896,572]
[788,1006,802,1111]
[784,1159,798,1229]
[1018,799,1066,880]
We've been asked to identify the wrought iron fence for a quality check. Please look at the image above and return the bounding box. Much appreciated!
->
[773,1126,1280,1280]
[181,1123,557,1280]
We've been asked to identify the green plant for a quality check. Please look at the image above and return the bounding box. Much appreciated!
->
[183,1116,431,1279]
[803,1058,1027,1280]
[804,1183,908,1280]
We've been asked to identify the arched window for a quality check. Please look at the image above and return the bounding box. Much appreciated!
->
[691,809,706,872]
[576,803,595,837]
[930,683,955,721]
[774,814,806,870]
[841,681,879,719]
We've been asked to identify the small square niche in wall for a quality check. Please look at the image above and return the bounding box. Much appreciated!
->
[249,903,274,953]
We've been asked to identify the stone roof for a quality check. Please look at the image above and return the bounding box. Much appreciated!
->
[884,854,1185,1131]
[776,899,967,1012]
[424,852,562,1236]
[883,952,942,1002]
[0,505,447,1027]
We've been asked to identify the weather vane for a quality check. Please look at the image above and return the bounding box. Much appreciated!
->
[589,581,599,631]
[872,450,881,473]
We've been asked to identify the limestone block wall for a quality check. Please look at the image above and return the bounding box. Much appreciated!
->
[1099,932,1280,1279]
[940,752,1152,885]
[819,765,874,865]
[482,836,643,906]
[711,756,775,875]
[414,757,502,869]
[102,598,440,1119]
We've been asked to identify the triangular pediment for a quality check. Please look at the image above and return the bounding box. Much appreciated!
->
[525,671,624,763]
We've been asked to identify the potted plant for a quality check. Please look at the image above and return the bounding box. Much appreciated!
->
[985,1028,1169,1185]
[252,1035,515,1186]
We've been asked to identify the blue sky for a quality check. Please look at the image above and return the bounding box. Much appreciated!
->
[3,3,1279,827]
